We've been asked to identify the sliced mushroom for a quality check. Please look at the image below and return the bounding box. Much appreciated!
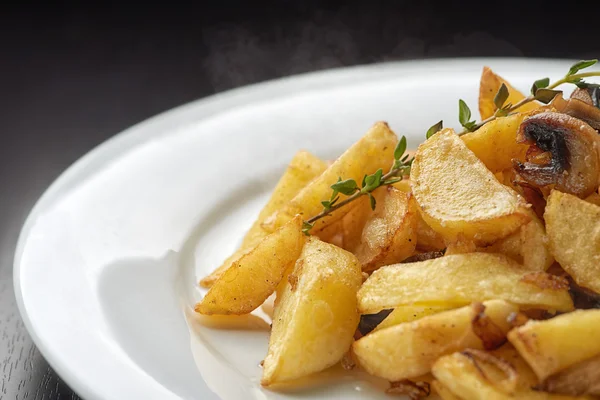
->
[513,112,600,198]
[552,92,600,131]
[538,353,600,396]
[570,86,600,108]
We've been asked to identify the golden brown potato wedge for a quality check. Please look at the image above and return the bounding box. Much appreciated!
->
[262,237,362,386]
[262,122,398,233]
[482,210,554,271]
[432,346,591,400]
[545,190,600,293]
[353,187,417,271]
[195,215,305,315]
[540,354,600,397]
[432,380,462,400]
[374,304,456,331]
[462,112,531,173]
[357,253,573,314]
[352,300,517,381]
[200,151,327,287]
[410,129,530,245]
[479,66,540,120]
[508,309,600,382]
[339,188,384,252]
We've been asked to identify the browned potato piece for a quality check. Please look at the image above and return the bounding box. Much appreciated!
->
[432,346,591,399]
[411,129,530,245]
[462,112,531,173]
[545,190,600,293]
[352,300,517,381]
[482,210,554,271]
[262,122,398,233]
[262,238,362,386]
[540,354,600,397]
[479,66,540,119]
[431,381,462,400]
[353,187,417,271]
[374,304,456,331]
[195,216,305,315]
[508,309,600,382]
[200,151,327,287]
[358,253,573,314]
[339,188,384,251]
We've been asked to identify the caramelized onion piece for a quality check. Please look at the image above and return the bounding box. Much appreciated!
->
[471,303,508,350]
[513,112,600,198]
[462,349,518,394]
[570,87,600,109]
[386,380,431,398]
[538,354,600,396]
[553,93,600,130]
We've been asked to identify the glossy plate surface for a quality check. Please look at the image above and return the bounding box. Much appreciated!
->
[14,59,578,399]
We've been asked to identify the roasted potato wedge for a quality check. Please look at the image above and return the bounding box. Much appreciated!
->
[200,151,327,287]
[374,304,456,331]
[432,346,590,400]
[357,253,573,314]
[352,300,517,381]
[432,380,462,400]
[339,188,384,251]
[262,122,398,233]
[540,354,600,397]
[508,309,600,382]
[195,215,305,315]
[354,187,417,271]
[482,210,554,271]
[261,237,362,386]
[462,112,531,173]
[545,190,600,293]
[479,66,540,119]
[410,128,530,245]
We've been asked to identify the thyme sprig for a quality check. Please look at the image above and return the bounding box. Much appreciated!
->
[303,60,600,234]
[302,136,413,234]
[428,59,600,138]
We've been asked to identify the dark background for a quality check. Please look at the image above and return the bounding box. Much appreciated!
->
[1,1,599,398]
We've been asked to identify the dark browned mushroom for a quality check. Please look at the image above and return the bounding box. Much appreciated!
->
[552,92,600,131]
[513,112,600,198]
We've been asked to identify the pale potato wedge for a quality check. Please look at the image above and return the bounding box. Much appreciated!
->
[432,346,591,400]
[340,188,385,252]
[313,218,344,248]
[200,151,327,287]
[545,190,600,293]
[479,66,540,120]
[391,177,412,193]
[482,210,554,271]
[195,216,305,315]
[432,381,462,400]
[354,187,417,271]
[262,122,398,233]
[261,237,362,386]
[410,129,530,245]
[374,304,456,331]
[358,253,573,314]
[352,300,517,381]
[462,112,531,173]
[508,309,600,382]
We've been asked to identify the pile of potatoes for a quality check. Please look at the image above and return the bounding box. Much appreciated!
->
[195,67,600,398]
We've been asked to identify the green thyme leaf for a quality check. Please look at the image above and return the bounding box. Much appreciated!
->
[302,221,313,236]
[458,100,477,131]
[368,193,376,210]
[394,136,407,160]
[383,177,403,185]
[361,169,383,193]
[534,88,562,104]
[331,178,358,196]
[426,120,443,139]
[567,59,598,77]
[493,83,510,110]
[531,77,550,95]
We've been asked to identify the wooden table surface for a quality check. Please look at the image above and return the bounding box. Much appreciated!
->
[2,2,598,398]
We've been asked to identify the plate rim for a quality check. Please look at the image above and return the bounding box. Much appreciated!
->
[13,57,579,399]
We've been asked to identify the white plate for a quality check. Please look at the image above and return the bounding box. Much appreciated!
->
[14,58,580,400]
